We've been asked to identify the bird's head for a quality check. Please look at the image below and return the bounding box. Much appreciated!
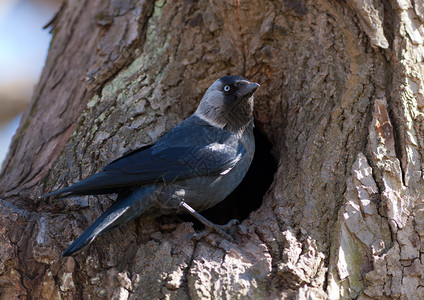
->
[195,75,260,133]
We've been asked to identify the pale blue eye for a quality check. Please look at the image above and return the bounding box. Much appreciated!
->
[224,85,230,92]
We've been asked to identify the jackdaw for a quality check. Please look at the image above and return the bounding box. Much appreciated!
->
[42,75,260,256]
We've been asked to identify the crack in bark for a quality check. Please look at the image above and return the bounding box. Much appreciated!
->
[235,0,247,75]
[182,239,198,300]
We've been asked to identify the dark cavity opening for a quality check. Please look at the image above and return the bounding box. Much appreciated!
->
[181,126,278,229]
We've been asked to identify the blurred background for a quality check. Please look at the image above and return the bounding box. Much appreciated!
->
[0,0,59,168]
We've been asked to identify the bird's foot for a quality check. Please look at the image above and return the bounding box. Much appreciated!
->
[180,201,238,242]
[218,218,239,230]
[188,218,239,242]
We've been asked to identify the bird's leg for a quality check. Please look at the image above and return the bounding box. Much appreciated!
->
[179,201,236,242]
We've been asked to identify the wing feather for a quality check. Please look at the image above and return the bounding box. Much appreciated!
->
[41,141,244,197]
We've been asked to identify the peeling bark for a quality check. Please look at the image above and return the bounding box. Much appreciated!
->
[1,0,424,299]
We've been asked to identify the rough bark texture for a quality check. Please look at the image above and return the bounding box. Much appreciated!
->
[1,0,424,299]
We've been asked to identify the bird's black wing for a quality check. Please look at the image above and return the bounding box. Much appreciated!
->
[41,139,245,197]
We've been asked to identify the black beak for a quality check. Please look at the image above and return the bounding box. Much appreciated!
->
[237,82,260,98]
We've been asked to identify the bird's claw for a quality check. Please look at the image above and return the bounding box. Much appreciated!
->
[188,218,239,242]
[218,218,239,230]
[188,229,210,241]
[179,201,238,242]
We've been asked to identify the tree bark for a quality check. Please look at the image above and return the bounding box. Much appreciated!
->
[1,0,424,299]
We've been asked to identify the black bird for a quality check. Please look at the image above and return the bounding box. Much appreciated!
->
[42,75,260,256]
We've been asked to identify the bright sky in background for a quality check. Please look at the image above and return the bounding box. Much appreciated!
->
[0,115,21,168]
[0,0,53,83]
[0,0,56,167]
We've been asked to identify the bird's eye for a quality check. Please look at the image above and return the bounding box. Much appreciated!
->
[224,85,231,92]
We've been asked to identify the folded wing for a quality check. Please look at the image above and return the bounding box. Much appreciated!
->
[41,140,244,198]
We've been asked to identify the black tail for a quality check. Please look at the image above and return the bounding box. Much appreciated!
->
[41,187,74,198]
[40,172,124,198]
[62,202,129,256]
[62,188,153,256]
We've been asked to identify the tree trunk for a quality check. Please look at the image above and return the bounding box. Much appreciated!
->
[1,0,423,298]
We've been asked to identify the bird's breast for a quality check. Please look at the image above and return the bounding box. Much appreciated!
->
[153,129,255,213]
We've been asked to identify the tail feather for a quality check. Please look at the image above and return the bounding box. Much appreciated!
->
[41,187,74,198]
[41,172,121,198]
[62,187,154,256]
[62,204,129,256]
